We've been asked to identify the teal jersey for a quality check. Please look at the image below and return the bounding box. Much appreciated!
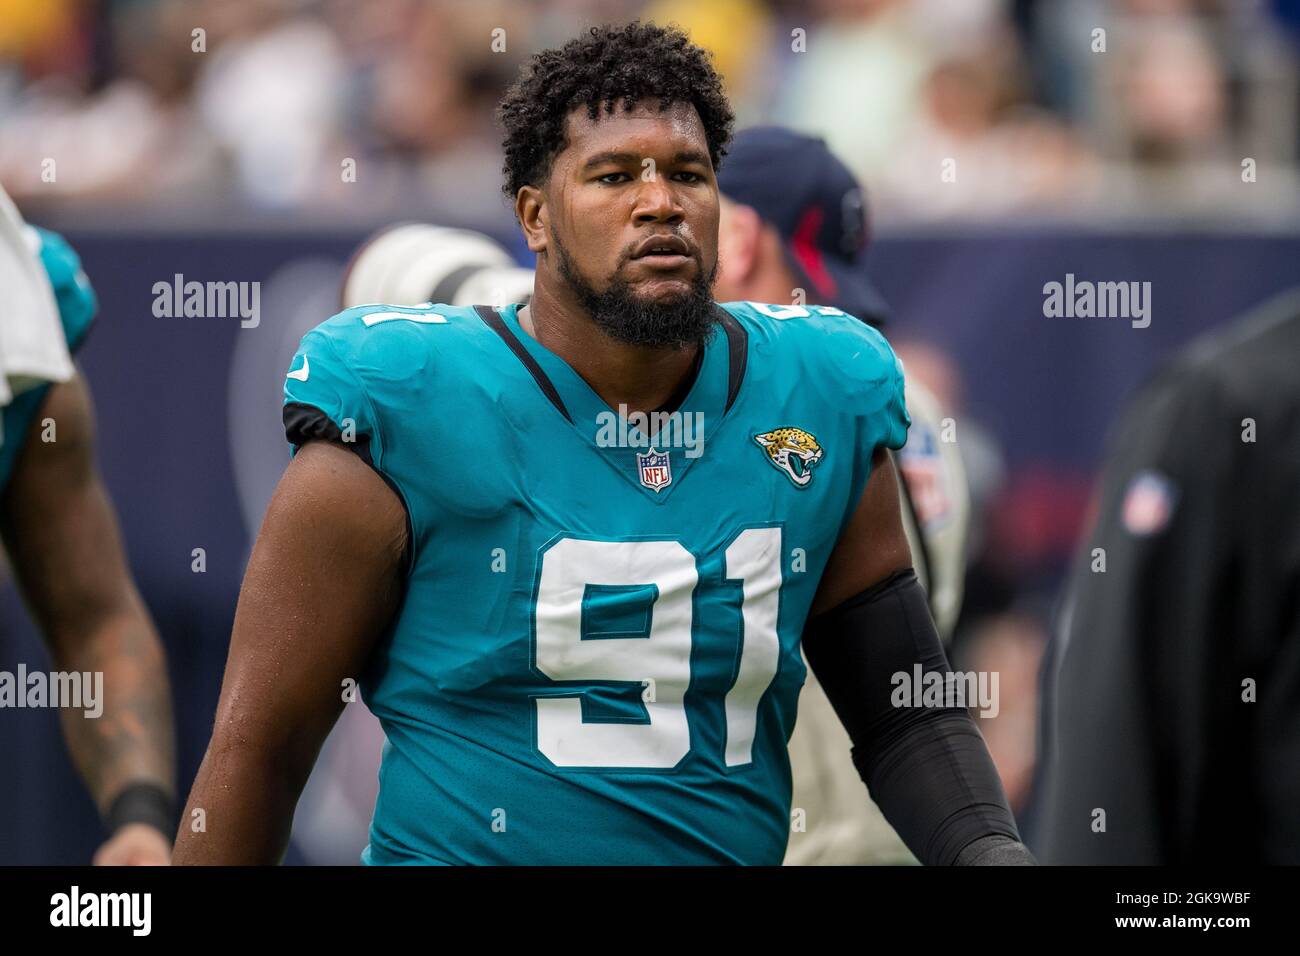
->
[283,299,909,865]
[0,228,97,491]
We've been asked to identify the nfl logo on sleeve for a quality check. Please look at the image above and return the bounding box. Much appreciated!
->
[1122,469,1177,536]
[637,448,672,492]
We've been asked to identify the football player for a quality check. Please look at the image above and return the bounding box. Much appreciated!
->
[175,21,1028,866]
[336,130,972,865]
[0,185,176,865]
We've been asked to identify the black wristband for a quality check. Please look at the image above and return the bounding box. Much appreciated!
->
[105,783,175,840]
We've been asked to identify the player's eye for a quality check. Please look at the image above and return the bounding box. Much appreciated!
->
[673,171,704,184]
[597,172,631,184]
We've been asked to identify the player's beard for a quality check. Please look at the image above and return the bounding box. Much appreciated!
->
[553,231,719,349]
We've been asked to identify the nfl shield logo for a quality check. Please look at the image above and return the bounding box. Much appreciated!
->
[1122,469,1177,536]
[637,447,672,492]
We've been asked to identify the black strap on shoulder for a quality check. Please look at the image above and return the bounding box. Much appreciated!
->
[716,305,748,413]
[284,402,375,466]
[474,305,572,423]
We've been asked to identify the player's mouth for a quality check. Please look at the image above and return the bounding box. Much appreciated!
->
[630,234,694,270]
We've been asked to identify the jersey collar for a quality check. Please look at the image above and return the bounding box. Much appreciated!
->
[477,302,747,502]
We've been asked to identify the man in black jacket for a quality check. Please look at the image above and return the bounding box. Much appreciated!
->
[1034,287,1300,864]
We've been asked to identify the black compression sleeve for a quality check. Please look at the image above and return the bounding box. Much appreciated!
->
[802,569,1034,865]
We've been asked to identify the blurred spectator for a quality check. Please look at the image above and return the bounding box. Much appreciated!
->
[0,0,1296,223]
[874,31,1099,219]
[770,0,935,185]
[194,4,346,207]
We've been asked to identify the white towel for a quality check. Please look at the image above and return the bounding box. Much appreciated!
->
[0,184,75,409]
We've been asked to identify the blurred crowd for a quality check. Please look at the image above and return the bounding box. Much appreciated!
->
[2,0,1299,229]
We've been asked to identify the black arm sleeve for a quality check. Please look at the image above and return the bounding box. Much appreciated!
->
[802,568,1034,865]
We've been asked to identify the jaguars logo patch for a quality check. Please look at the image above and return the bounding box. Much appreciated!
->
[754,427,824,488]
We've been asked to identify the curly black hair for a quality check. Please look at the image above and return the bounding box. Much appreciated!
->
[497,21,735,202]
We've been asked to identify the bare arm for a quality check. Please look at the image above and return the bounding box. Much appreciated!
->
[809,447,912,617]
[172,439,407,865]
[0,373,175,861]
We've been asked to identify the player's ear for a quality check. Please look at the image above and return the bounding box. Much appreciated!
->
[516,185,549,255]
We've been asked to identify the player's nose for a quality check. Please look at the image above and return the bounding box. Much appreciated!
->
[632,176,684,225]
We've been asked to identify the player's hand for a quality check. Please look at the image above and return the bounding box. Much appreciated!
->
[93,824,172,866]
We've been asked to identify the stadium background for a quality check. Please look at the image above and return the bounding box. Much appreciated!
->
[2,0,1299,863]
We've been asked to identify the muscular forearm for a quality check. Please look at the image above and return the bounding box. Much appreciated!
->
[1,375,176,827]
[171,440,405,865]
[49,597,175,814]
[173,737,305,865]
